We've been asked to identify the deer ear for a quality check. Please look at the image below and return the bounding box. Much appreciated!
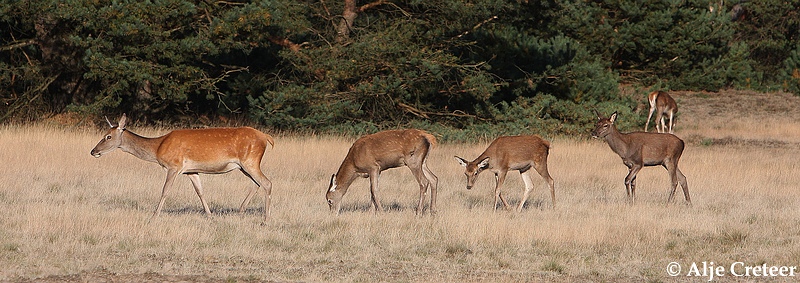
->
[328,174,337,192]
[118,114,127,130]
[609,112,618,123]
[454,156,468,167]
[477,157,490,169]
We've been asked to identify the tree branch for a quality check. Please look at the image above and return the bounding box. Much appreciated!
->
[0,39,36,52]
[358,0,388,12]
[397,102,488,121]
[455,16,498,39]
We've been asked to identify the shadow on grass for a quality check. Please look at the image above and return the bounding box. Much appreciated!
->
[161,206,265,216]
[337,201,435,215]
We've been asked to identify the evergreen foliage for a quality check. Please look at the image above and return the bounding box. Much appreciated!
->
[1,0,798,140]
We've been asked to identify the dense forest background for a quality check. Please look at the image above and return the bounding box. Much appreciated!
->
[2,0,799,140]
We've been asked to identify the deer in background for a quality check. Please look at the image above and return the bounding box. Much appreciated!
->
[455,135,556,211]
[645,91,678,134]
[326,129,438,215]
[592,112,690,204]
[91,114,275,222]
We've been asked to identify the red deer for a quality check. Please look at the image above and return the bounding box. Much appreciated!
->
[326,129,438,215]
[592,112,690,204]
[455,135,555,211]
[645,91,678,134]
[90,114,275,222]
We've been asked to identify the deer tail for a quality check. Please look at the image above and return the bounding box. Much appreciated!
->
[264,133,275,149]
[648,91,659,108]
[421,131,437,149]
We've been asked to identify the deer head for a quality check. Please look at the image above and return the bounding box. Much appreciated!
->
[591,111,617,139]
[455,156,491,190]
[91,114,128,158]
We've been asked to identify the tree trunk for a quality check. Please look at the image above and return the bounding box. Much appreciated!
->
[336,0,358,43]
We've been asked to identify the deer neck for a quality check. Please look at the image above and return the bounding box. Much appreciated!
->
[603,126,632,157]
[119,130,164,163]
[333,163,359,194]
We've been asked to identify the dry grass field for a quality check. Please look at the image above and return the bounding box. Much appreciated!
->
[1,90,799,282]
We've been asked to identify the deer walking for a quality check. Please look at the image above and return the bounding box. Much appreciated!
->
[645,91,678,133]
[455,135,555,211]
[90,114,275,222]
[592,112,690,204]
[326,129,438,215]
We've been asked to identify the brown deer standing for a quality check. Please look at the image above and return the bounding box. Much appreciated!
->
[90,114,275,222]
[592,112,690,204]
[645,91,678,133]
[326,129,438,215]
[455,135,556,211]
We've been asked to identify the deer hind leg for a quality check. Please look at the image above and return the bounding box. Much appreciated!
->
[677,167,690,204]
[187,173,213,217]
[369,171,384,213]
[240,164,273,222]
[655,111,666,133]
[664,162,682,204]
[409,160,439,215]
[517,170,535,212]
[422,162,439,215]
[494,171,511,210]
[154,169,180,218]
[532,157,556,209]
[408,164,430,215]
[646,97,657,132]
[668,111,675,134]
[238,169,259,212]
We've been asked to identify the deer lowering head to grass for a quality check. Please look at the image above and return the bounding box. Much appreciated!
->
[592,111,690,204]
[645,91,678,133]
[455,135,555,211]
[326,129,438,215]
[90,114,275,222]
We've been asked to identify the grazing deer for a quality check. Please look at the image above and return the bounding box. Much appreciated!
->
[90,114,275,222]
[645,91,678,134]
[592,112,690,204]
[455,135,555,211]
[326,129,438,215]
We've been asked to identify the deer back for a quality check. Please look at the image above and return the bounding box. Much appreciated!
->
[654,91,678,114]
[341,129,434,172]
[620,132,684,165]
[156,127,273,167]
[477,135,550,171]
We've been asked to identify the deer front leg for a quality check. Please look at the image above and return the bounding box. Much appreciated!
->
[494,171,510,210]
[154,169,180,218]
[369,171,384,213]
[624,165,642,203]
[187,173,213,217]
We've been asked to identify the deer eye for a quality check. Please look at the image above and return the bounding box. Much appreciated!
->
[105,135,112,140]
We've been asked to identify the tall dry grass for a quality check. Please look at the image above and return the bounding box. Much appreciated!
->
[1,122,799,282]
